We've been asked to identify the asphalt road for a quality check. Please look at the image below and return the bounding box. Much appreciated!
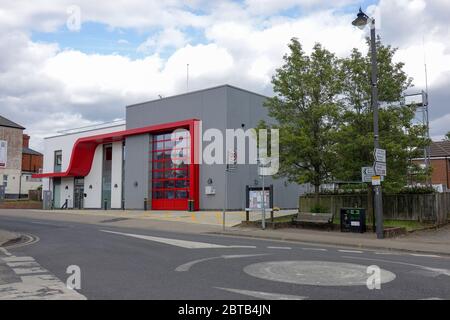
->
[0,214,449,300]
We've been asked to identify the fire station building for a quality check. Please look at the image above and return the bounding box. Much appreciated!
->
[35,85,300,211]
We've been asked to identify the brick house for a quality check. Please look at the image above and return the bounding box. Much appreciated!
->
[429,141,450,190]
[414,141,450,192]
[0,115,42,198]
[22,134,43,173]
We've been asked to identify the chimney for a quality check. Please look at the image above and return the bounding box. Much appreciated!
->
[23,134,30,148]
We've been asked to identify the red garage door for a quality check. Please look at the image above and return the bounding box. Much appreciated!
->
[151,130,191,210]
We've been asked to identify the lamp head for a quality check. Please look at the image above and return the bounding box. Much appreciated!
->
[352,8,369,30]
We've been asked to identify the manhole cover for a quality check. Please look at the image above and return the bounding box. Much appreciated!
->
[244,261,396,287]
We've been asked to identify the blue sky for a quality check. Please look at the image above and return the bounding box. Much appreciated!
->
[31,0,378,59]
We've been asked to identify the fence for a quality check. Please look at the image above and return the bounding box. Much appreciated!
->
[299,193,450,225]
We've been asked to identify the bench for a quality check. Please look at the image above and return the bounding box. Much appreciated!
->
[292,212,334,230]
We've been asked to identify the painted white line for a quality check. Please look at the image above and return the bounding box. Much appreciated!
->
[215,287,307,300]
[410,254,441,258]
[342,256,450,277]
[0,247,12,256]
[175,254,269,272]
[227,246,257,249]
[339,250,363,254]
[3,256,35,263]
[101,230,254,249]
[302,248,327,252]
[13,266,48,275]
[7,261,40,268]
[267,246,292,250]
[420,297,444,300]
[374,252,399,255]
[175,257,218,272]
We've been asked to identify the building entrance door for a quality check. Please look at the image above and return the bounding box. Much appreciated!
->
[102,144,112,210]
[74,177,84,209]
[53,178,61,208]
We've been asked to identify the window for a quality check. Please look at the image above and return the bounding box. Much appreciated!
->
[54,150,62,172]
[2,175,7,188]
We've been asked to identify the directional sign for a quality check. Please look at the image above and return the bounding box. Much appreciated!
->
[374,162,387,176]
[362,167,375,183]
[374,148,386,163]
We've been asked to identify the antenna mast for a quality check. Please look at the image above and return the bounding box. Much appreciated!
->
[422,36,431,186]
[186,63,189,92]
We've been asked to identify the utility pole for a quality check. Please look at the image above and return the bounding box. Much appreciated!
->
[353,8,384,239]
[258,158,266,230]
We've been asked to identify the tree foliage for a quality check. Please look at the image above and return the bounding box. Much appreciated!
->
[263,39,342,201]
[264,37,430,196]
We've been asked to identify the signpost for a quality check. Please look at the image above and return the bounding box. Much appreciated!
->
[374,162,387,176]
[374,148,386,163]
[362,167,375,183]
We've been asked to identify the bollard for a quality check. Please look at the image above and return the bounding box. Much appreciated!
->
[121,199,125,210]
[144,198,147,211]
[104,198,107,210]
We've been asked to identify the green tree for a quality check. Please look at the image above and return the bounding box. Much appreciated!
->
[334,37,430,191]
[262,39,342,203]
[445,131,450,141]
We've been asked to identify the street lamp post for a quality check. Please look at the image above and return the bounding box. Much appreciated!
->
[352,8,384,239]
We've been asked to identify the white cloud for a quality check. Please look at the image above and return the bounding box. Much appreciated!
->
[1,0,450,152]
[137,28,189,53]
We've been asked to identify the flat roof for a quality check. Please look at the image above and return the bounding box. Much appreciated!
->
[126,84,270,109]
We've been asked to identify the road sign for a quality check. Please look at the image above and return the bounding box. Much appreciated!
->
[374,148,386,163]
[372,176,381,186]
[374,162,387,176]
[362,167,375,183]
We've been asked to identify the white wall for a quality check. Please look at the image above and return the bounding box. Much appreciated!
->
[83,145,103,209]
[111,141,123,209]
[42,123,125,209]
[20,174,42,195]
[1,169,20,196]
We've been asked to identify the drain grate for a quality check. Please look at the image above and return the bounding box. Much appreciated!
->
[100,217,130,223]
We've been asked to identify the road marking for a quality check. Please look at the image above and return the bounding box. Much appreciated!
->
[374,252,399,255]
[6,261,40,268]
[12,266,49,275]
[175,254,269,272]
[420,297,444,300]
[342,256,450,277]
[0,256,86,300]
[0,247,12,256]
[100,230,255,249]
[410,254,441,258]
[267,246,292,250]
[302,248,327,252]
[227,246,257,249]
[339,250,363,254]
[3,256,35,263]
[215,287,307,300]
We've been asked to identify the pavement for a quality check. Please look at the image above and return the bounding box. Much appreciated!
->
[34,209,297,227]
[0,211,449,300]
